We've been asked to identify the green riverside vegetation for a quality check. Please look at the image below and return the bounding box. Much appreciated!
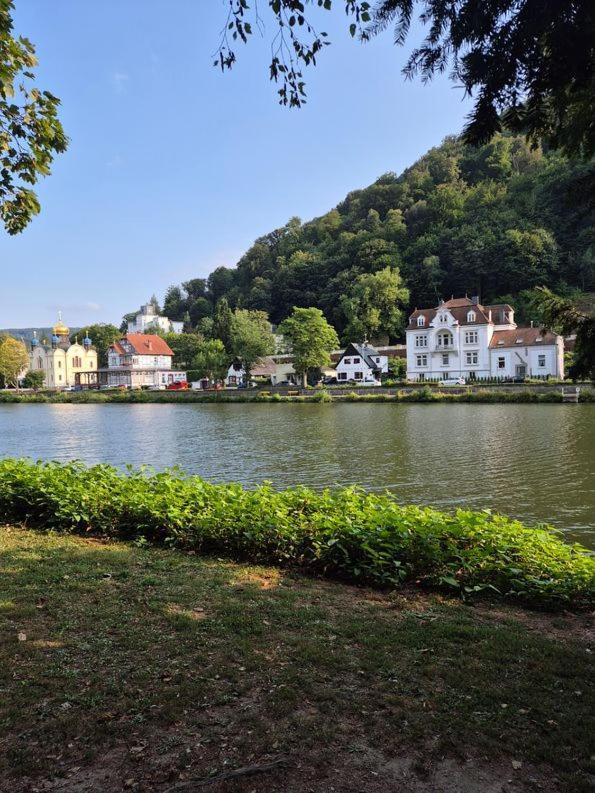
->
[0,386,593,404]
[0,459,592,609]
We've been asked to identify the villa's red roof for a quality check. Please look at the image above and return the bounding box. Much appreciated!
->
[112,334,173,356]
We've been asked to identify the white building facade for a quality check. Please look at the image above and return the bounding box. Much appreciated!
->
[406,297,564,380]
[335,343,389,383]
[89,334,187,388]
[126,302,184,335]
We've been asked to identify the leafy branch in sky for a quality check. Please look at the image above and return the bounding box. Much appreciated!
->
[215,0,594,158]
[0,0,67,234]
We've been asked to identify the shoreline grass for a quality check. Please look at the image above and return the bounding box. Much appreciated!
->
[1,526,593,792]
[0,385,594,404]
[0,458,592,609]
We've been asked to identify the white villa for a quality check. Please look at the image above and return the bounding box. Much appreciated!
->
[77,334,187,389]
[29,314,97,389]
[405,297,564,381]
[126,302,184,335]
[335,343,389,383]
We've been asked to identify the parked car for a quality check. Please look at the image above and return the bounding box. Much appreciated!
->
[166,381,189,390]
[148,384,166,391]
[359,377,382,387]
[438,377,466,386]
[322,376,337,386]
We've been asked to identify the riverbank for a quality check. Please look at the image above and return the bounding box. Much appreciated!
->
[2,525,593,793]
[1,459,592,608]
[1,383,594,404]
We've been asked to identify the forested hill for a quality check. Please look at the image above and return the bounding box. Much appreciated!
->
[164,134,594,339]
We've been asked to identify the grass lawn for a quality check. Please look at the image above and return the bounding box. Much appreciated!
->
[1,526,593,792]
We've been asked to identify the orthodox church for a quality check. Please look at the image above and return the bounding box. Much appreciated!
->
[29,313,98,388]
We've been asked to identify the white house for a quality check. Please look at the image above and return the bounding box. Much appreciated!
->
[335,343,389,383]
[405,297,564,380]
[225,357,277,387]
[81,334,187,388]
[126,302,184,335]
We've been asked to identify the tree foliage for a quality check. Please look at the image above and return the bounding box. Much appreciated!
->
[0,0,67,233]
[340,265,408,343]
[216,1,594,157]
[22,369,44,389]
[192,338,229,382]
[534,287,595,380]
[278,306,339,383]
[229,309,276,380]
[0,335,28,387]
[71,324,120,368]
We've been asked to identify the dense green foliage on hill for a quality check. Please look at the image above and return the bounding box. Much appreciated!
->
[164,134,594,341]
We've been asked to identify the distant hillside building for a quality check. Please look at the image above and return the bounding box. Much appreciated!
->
[126,301,183,335]
[405,297,564,381]
[28,314,97,389]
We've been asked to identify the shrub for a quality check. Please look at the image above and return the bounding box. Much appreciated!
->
[0,459,592,609]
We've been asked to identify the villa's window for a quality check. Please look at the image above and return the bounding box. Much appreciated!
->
[439,314,448,323]
[416,354,428,367]
[417,316,425,327]
[498,357,505,369]
[337,372,347,380]
[437,332,452,348]
[538,354,546,367]
[415,335,427,348]
[442,354,449,366]
[354,372,363,380]
[467,311,476,322]
[344,358,351,364]
[376,357,380,363]
[466,352,478,365]
[465,331,478,344]
[353,357,360,364]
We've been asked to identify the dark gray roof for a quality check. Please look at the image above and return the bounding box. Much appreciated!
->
[341,343,383,370]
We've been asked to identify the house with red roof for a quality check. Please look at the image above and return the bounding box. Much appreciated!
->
[94,334,187,389]
[406,297,564,381]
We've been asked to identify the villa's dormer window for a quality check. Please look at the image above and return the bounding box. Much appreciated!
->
[417,316,425,327]
[439,314,447,324]
[467,311,476,322]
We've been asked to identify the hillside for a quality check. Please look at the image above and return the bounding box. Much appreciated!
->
[163,134,594,340]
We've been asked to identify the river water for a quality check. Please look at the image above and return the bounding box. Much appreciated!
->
[0,403,593,545]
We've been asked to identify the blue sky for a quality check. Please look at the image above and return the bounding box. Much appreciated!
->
[1,1,472,328]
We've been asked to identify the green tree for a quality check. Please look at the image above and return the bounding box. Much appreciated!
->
[71,324,120,368]
[0,335,28,388]
[22,369,44,390]
[192,339,229,382]
[163,285,185,320]
[162,332,204,371]
[0,1,67,233]
[534,287,595,380]
[341,266,409,343]
[217,1,593,157]
[278,307,339,386]
[229,309,275,383]
[212,297,234,350]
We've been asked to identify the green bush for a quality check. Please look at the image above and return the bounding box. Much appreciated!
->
[0,459,592,608]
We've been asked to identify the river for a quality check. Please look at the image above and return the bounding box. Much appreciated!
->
[0,403,593,545]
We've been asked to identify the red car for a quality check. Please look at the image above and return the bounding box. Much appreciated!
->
[166,381,189,390]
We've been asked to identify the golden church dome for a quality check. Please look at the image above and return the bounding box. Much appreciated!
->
[53,312,69,336]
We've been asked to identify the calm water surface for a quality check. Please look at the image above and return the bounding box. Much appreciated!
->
[0,403,593,545]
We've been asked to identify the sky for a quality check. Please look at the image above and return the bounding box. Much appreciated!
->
[0,0,473,329]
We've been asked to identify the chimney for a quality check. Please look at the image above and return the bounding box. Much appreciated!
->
[471,295,479,305]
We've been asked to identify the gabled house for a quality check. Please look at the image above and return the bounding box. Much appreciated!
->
[405,297,564,380]
[79,334,187,388]
[335,343,388,383]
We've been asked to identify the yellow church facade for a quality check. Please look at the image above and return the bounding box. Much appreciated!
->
[29,315,97,389]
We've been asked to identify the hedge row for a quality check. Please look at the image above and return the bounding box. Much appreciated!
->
[0,459,592,608]
[0,387,593,404]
